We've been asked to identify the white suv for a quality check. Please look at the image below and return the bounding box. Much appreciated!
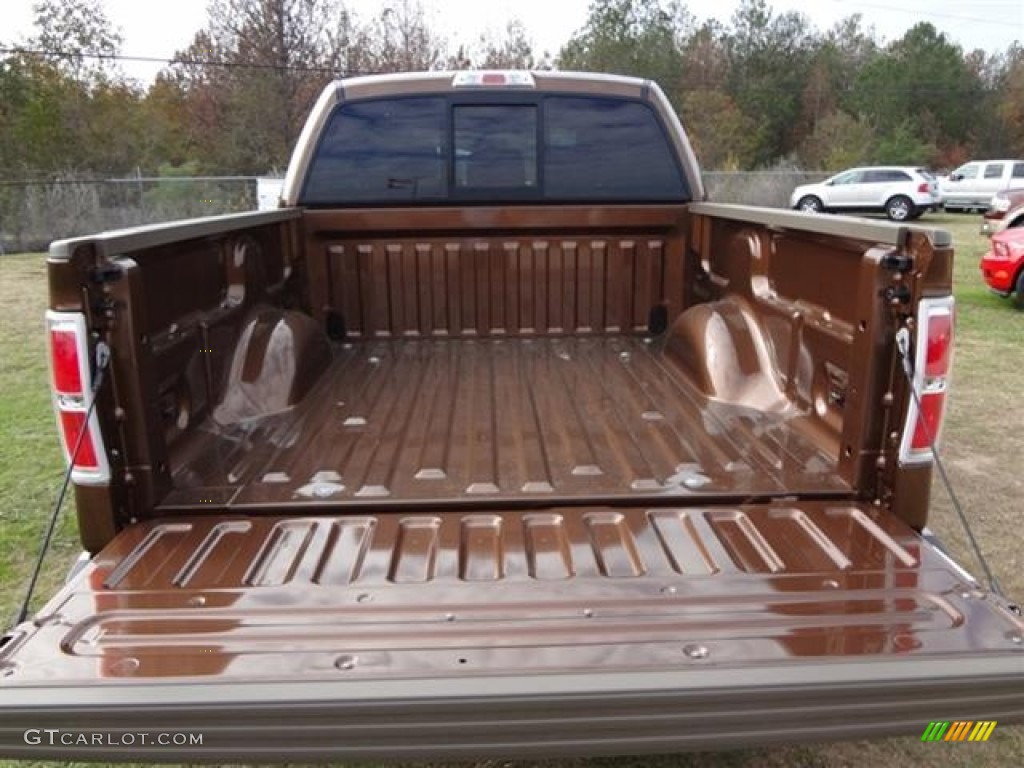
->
[790,166,941,221]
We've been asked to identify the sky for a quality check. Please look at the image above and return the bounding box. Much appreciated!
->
[4,0,1023,83]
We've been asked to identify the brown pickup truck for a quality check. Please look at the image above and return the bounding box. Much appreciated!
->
[1,71,1022,761]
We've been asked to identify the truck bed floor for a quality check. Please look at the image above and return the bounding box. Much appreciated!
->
[164,335,847,510]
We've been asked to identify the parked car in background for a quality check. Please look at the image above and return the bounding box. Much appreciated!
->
[981,187,1024,236]
[940,159,1024,211]
[981,227,1024,308]
[790,166,940,221]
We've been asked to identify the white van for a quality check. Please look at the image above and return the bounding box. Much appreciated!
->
[940,159,1024,211]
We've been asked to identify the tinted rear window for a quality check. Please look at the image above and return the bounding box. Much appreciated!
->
[302,97,446,204]
[300,94,689,205]
[1013,163,1024,179]
[454,105,538,190]
[544,97,686,200]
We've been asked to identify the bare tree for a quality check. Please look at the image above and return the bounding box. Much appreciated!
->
[28,0,123,82]
[357,0,447,73]
[168,0,357,172]
[475,19,535,70]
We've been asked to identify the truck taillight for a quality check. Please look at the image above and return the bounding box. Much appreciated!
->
[923,311,952,378]
[917,182,929,194]
[46,311,109,482]
[58,410,99,469]
[51,327,84,394]
[900,297,954,464]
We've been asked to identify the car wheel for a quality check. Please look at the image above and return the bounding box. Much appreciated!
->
[797,195,824,213]
[885,195,913,221]
[1014,269,1024,310]
[908,208,924,220]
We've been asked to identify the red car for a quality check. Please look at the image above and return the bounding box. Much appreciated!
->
[980,227,1024,308]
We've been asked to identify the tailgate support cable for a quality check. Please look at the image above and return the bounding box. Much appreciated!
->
[9,341,111,629]
[895,328,1005,598]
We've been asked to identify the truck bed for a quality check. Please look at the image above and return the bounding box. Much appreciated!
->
[163,334,847,511]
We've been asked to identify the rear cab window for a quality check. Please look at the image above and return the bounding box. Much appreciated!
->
[454,105,538,193]
[301,97,447,203]
[543,97,686,200]
[300,94,689,205]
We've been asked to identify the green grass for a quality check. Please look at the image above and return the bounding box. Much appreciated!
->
[0,255,78,624]
[0,213,1021,766]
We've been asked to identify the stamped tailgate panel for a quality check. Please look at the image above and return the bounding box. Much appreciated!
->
[3,502,1021,683]
[2,502,1023,759]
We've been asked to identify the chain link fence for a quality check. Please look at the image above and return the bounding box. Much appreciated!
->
[0,177,263,254]
[1,172,830,254]
[702,170,830,208]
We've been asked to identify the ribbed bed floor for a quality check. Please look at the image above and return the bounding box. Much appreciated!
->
[163,335,847,509]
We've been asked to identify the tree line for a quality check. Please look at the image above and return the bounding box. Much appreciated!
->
[2,0,1023,180]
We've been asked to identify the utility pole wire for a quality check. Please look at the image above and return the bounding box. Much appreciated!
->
[0,46,1003,94]
[0,45,384,76]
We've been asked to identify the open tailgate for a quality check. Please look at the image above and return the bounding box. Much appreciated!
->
[2,501,1022,760]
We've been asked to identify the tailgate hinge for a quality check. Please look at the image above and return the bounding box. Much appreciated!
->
[89,261,125,284]
[880,249,914,273]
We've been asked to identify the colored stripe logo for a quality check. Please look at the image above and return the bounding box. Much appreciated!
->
[921,721,997,742]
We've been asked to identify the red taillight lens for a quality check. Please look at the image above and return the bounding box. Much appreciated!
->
[918,182,929,194]
[46,311,109,482]
[924,312,952,378]
[910,391,946,451]
[50,328,83,394]
[58,410,99,469]
[900,296,954,465]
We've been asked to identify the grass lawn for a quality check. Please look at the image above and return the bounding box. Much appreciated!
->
[0,212,1021,767]
[0,255,78,625]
